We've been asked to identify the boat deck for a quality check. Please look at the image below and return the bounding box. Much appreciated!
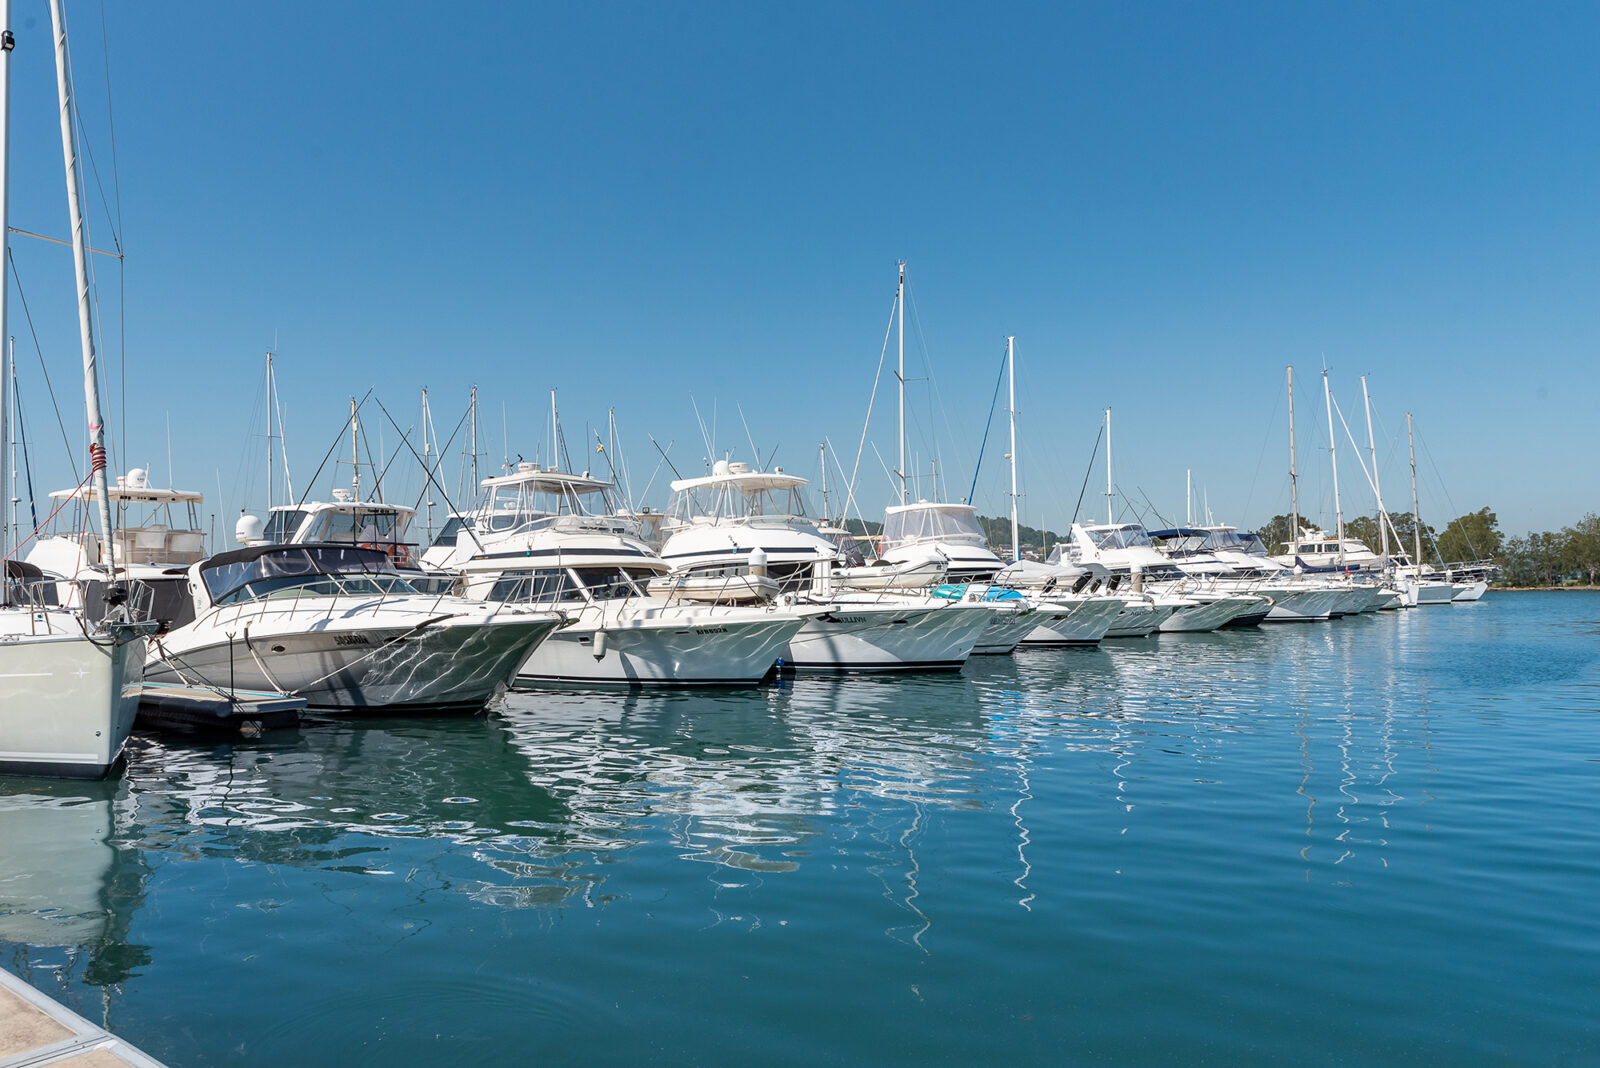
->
[0,968,165,1067]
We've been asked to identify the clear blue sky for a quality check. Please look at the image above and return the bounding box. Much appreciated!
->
[4,1,1594,546]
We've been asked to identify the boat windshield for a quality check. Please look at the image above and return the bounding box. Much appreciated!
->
[430,515,472,549]
[201,546,415,605]
[261,509,308,543]
[1205,531,1268,555]
[668,482,813,524]
[882,506,986,546]
[485,566,659,604]
[304,508,408,544]
[1089,525,1153,550]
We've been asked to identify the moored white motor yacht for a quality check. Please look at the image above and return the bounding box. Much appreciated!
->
[1148,527,1348,623]
[436,464,815,685]
[25,469,207,629]
[144,544,561,712]
[1062,523,1265,632]
[658,463,992,671]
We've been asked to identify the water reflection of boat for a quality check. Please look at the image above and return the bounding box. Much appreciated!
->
[0,781,152,989]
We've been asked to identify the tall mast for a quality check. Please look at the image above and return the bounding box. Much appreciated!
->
[1104,407,1113,525]
[469,385,479,491]
[1361,374,1388,561]
[1007,336,1019,563]
[265,353,275,510]
[1322,369,1344,568]
[1287,365,1299,547]
[0,0,11,595]
[550,388,557,469]
[896,261,906,506]
[1186,469,1192,527]
[421,387,434,541]
[1408,412,1422,568]
[350,397,360,499]
[818,441,828,522]
[50,0,117,577]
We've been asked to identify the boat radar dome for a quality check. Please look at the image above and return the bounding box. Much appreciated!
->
[124,468,148,489]
[518,462,539,474]
[235,514,266,544]
[713,459,731,476]
[728,461,751,474]
[332,488,352,502]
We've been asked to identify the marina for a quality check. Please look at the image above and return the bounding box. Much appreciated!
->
[3,593,1598,1065]
[1,1,1596,1064]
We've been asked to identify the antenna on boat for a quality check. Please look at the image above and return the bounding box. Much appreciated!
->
[1287,365,1299,549]
[896,261,907,506]
[1007,335,1019,564]
[1321,369,1345,570]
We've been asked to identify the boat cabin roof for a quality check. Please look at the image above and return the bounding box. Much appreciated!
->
[669,469,808,493]
[50,484,203,504]
[480,464,612,493]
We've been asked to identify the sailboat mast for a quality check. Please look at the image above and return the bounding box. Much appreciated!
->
[265,353,275,510]
[550,388,557,469]
[1361,374,1388,561]
[350,397,360,499]
[1007,336,1019,563]
[1104,407,1113,525]
[421,387,434,541]
[1287,365,1299,545]
[469,385,479,492]
[50,0,117,575]
[819,441,828,523]
[1408,412,1422,568]
[896,261,906,506]
[1322,369,1344,568]
[1186,469,1192,527]
[0,0,11,593]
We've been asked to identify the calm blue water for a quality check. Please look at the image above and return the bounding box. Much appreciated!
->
[3,593,1598,1066]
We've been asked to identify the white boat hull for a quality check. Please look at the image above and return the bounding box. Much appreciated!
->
[1018,596,1126,646]
[517,611,805,685]
[786,601,989,671]
[971,602,1041,655]
[0,621,146,778]
[1104,600,1180,638]
[148,613,559,713]
[1159,596,1258,633]
[1452,581,1488,602]
[1264,589,1342,622]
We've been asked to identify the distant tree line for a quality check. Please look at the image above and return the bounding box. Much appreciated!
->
[1254,506,1600,586]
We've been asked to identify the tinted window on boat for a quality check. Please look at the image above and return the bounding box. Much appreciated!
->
[486,568,583,604]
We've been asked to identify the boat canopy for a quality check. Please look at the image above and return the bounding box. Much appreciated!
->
[667,468,812,524]
[882,502,987,546]
[478,465,617,525]
[1080,524,1154,551]
[199,544,398,603]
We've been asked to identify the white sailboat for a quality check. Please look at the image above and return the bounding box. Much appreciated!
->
[1,0,150,778]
